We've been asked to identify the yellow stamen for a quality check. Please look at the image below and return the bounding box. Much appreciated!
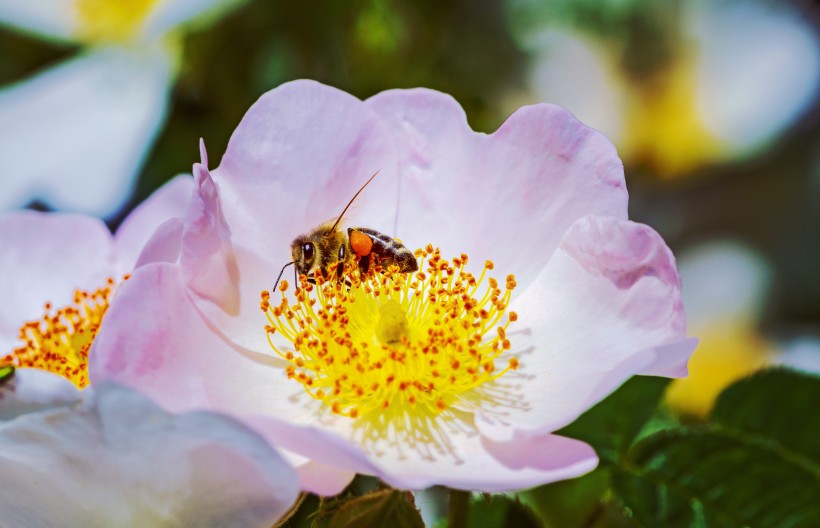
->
[74,0,160,43]
[261,246,520,455]
[1,276,127,390]
[621,50,728,176]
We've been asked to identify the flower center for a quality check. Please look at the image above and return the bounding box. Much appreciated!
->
[261,246,520,454]
[74,0,160,43]
[621,51,727,176]
[1,277,125,390]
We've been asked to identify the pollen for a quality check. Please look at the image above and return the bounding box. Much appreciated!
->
[261,246,520,455]
[1,277,124,390]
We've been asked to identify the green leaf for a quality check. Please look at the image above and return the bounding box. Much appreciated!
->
[519,469,610,528]
[615,427,820,528]
[711,368,820,463]
[329,489,424,528]
[612,369,820,528]
[558,376,670,463]
[0,366,13,384]
[466,495,541,528]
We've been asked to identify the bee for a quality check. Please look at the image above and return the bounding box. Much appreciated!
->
[272,171,418,291]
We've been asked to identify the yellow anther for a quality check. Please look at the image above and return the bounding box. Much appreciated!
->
[261,247,519,453]
[2,277,127,389]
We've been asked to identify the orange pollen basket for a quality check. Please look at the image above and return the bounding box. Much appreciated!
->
[1,276,127,390]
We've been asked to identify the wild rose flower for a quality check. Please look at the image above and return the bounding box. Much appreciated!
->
[0,382,300,527]
[91,80,696,494]
[0,0,248,216]
[0,175,192,419]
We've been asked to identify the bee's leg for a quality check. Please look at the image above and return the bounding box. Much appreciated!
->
[358,254,371,276]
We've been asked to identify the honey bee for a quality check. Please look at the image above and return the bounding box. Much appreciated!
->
[273,171,418,291]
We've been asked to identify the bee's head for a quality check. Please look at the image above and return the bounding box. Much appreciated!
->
[291,234,318,276]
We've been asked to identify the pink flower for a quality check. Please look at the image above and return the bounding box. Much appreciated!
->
[0,175,192,417]
[91,80,696,494]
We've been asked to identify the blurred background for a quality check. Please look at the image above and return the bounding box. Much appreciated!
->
[1,0,818,429]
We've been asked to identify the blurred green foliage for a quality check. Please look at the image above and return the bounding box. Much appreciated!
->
[145,0,525,208]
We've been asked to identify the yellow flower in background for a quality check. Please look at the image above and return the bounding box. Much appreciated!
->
[0,0,247,217]
[664,241,775,417]
[511,0,820,177]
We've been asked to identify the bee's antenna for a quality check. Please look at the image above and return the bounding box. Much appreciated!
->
[329,170,380,233]
[272,261,295,293]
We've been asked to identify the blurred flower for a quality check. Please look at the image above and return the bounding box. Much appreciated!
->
[0,0,247,216]
[510,0,820,176]
[91,81,696,494]
[0,382,300,527]
[0,175,192,419]
[665,241,776,417]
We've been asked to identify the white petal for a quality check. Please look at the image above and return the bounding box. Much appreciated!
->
[0,45,174,217]
[0,369,81,421]
[0,0,78,43]
[692,0,820,151]
[0,383,300,527]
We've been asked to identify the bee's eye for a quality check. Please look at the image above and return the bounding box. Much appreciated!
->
[302,243,315,263]
[338,244,346,260]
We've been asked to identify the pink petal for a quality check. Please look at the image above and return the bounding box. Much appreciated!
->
[294,461,357,496]
[90,262,304,421]
[114,174,194,271]
[0,211,115,353]
[216,79,398,258]
[181,162,241,317]
[0,382,300,526]
[477,215,695,441]
[183,80,399,349]
[133,217,184,267]
[248,414,597,492]
[366,89,628,289]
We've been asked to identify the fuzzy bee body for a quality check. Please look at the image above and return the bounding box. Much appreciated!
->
[273,171,418,292]
[290,224,418,280]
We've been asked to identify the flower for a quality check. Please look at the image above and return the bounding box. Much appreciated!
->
[91,80,696,494]
[0,175,192,418]
[509,0,820,176]
[0,0,247,216]
[0,382,300,527]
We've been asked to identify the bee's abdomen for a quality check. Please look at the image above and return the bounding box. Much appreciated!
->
[349,227,418,273]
